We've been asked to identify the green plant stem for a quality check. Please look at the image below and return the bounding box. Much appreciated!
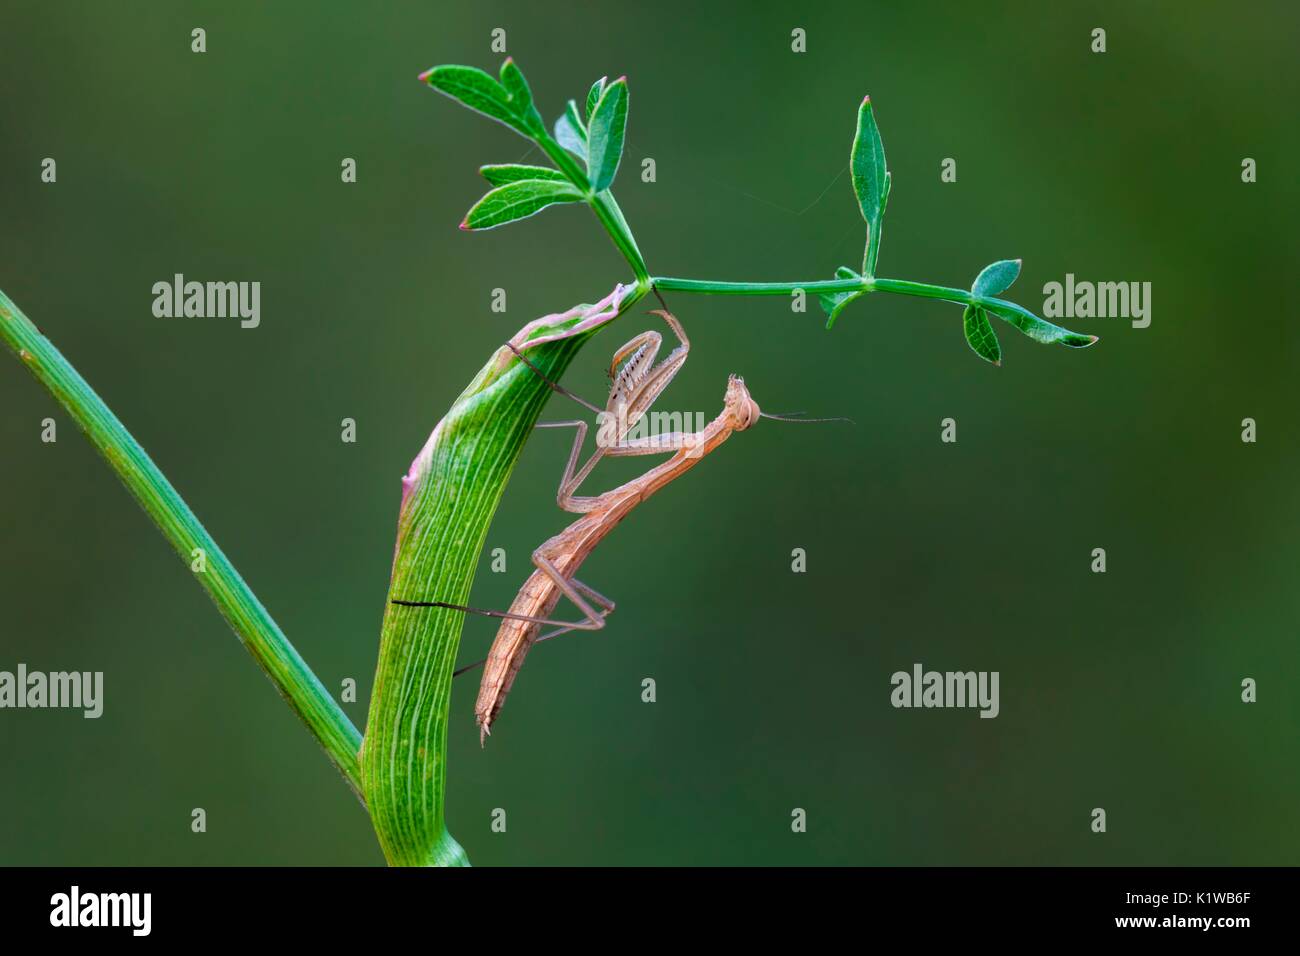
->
[652,276,867,296]
[362,283,649,866]
[592,192,648,282]
[538,134,649,283]
[0,288,364,798]
[653,274,999,309]
[871,277,979,306]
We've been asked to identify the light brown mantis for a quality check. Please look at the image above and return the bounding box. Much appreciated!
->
[393,309,835,743]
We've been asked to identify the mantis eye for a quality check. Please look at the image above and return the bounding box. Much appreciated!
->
[731,388,761,430]
[724,375,758,429]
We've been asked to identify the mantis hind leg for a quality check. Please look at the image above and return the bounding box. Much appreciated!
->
[391,590,608,632]
[450,560,617,678]
[530,558,616,644]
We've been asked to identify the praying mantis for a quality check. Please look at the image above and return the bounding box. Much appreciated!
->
[393,309,832,743]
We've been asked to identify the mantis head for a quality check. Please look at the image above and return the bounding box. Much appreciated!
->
[724,375,762,431]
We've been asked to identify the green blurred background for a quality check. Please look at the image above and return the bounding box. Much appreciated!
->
[1,1,1297,865]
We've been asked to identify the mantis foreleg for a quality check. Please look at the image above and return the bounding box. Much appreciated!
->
[515,310,692,511]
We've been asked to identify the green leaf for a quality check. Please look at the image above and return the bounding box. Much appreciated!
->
[421,64,527,136]
[497,58,530,107]
[985,299,1099,348]
[420,60,542,138]
[480,164,569,186]
[555,100,588,161]
[972,259,1021,297]
[819,266,865,330]
[962,305,1002,364]
[461,179,584,230]
[851,96,890,277]
[497,58,544,133]
[586,76,607,121]
[586,77,629,192]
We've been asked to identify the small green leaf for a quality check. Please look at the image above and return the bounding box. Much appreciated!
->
[821,293,862,330]
[565,100,586,136]
[497,58,544,134]
[851,96,890,277]
[480,164,569,186]
[555,100,588,162]
[461,179,584,230]
[819,266,864,330]
[554,114,585,158]
[963,305,1002,365]
[586,77,629,192]
[972,259,1021,298]
[421,65,523,133]
[985,299,1099,348]
[420,60,543,139]
[586,77,607,121]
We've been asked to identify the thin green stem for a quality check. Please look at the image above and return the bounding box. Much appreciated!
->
[651,274,1024,309]
[870,277,976,306]
[0,288,364,798]
[652,276,870,296]
[591,192,648,284]
[537,133,649,284]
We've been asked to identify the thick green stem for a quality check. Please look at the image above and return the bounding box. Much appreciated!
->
[0,288,364,798]
[361,284,648,867]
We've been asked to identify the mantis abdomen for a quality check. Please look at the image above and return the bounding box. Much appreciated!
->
[474,564,567,735]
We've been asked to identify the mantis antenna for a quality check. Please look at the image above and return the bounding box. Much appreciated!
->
[760,411,855,423]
